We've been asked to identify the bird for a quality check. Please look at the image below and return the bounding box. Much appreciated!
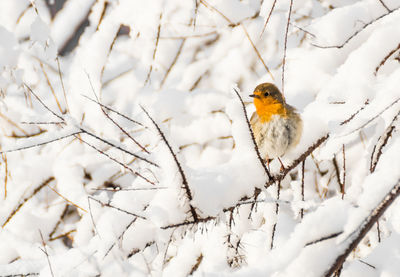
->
[249,83,302,167]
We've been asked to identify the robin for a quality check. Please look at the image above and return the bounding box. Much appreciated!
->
[249,83,302,166]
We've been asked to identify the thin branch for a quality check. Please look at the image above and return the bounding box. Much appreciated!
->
[81,95,145,127]
[160,39,186,88]
[241,24,274,80]
[104,218,138,259]
[312,7,399,49]
[141,106,199,222]
[233,87,273,180]
[88,196,146,219]
[300,160,305,218]
[340,100,370,125]
[341,145,346,199]
[281,0,293,97]
[77,136,156,185]
[370,109,400,172]
[305,231,343,246]
[271,179,281,249]
[56,56,69,112]
[24,83,64,121]
[0,131,81,154]
[260,0,277,37]
[80,129,157,167]
[39,230,55,277]
[39,61,64,114]
[47,184,87,212]
[144,13,162,86]
[324,178,400,277]
[346,96,400,136]
[2,177,55,228]
[161,216,215,229]
[88,88,149,154]
[378,0,391,12]
[375,43,400,75]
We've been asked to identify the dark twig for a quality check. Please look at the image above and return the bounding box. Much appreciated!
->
[271,179,281,249]
[81,95,145,127]
[144,13,162,86]
[2,177,55,227]
[0,131,81,154]
[342,145,346,199]
[77,136,156,185]
[80,129,157,167]
[56,56,69,112]
[104,218,138,259]
[266,134,330,188]
[281,0,293,97]
[141,106,199,222]
[305,231,343,246]
[340,100,370,126]
[377,221,381,243]
[378,0,391,12]
[233,87,273,180]
[312,7,399,49]
[88,196,146,219]
[160,39,186,88]
[375,43,400,75]
[161,216,215,229]
[260,0,277,37]
[87,89,149,154]
[39,230,55,277]
[370,109,400,172]
[343,96,400,136]
[358,259,376,269]
[323,178,400,277]
[300,160,305,218]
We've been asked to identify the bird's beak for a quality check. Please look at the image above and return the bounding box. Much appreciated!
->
[249,94,260,99]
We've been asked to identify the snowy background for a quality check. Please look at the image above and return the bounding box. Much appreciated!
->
[1,0,400,276]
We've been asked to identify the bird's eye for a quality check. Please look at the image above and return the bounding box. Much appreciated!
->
[264,92,269,97]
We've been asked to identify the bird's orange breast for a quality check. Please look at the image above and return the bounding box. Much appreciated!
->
[253,96,287,123]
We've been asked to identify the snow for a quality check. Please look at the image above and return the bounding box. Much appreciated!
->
[1,0,400,276]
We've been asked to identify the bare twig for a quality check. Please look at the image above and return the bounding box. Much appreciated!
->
[281,0,293,97]
[340,100,370,125]
[81,95,145,127]
[160,39,186,88]
[370,109,400,172]
[39,62,64,114]
[88,196,146,219]
[141,106,199,222]
[324,178,400,277]
[341,145,346,199]
[161,216,215,229]
[271,179,281,249]
[0,132,81,154]
[2,177,55,227]
[344,96,400,136]
[104,218,138,258]
[300,160,305,218]
[260,0,277,37]
[189,254,203,275]
[233,87,273,180]
[75,136,156,185]
[305,231,343,246]
[39,230,55,277]
[144,13,162,86]
[375,43,400,75]
[312,7,399,49]
[378,0,391,12]
[56,56,69,112]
